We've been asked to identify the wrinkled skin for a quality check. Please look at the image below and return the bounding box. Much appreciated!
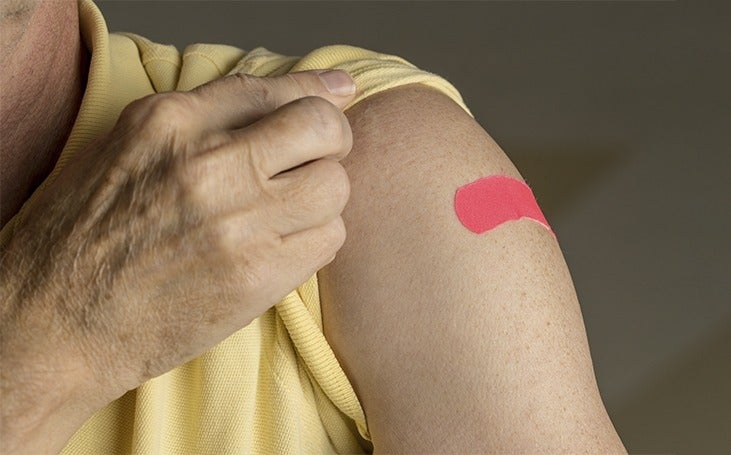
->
[1,69,357,453]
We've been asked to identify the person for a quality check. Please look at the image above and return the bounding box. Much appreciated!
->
[0,0,628,453]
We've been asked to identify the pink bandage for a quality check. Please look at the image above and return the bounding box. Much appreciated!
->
[454,176,554,237]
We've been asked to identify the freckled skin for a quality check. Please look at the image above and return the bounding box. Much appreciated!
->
[320,84,626,453]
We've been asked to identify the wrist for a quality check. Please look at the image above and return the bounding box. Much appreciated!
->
[1,327,110,454]
[1,277,109,454]
[1,350,96,454]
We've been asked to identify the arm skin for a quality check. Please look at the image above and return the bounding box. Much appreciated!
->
[319,83,628,453]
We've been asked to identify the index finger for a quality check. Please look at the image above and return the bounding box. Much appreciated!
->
[189,70,357,132]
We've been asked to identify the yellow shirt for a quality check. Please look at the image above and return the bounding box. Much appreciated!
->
[1,0,473,452]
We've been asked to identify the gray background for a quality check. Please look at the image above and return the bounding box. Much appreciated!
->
[96,1,731,453]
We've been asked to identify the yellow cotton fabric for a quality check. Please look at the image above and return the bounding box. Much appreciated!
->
[0,0,473,453]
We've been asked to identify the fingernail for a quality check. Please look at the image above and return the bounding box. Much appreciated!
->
[318,70,356,96]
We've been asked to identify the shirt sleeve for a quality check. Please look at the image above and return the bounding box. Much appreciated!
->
[225,44,474,117]
[118,38,473,448]
[224,44,474,445]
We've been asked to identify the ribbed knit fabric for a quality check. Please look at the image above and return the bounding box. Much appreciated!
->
[1,0,473,453]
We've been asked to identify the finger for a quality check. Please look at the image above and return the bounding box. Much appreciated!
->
[183,151,349,236]
[189,70,357,132]
[190,213,344,316]
[264,158,350,236]
[238,95,353,178]
[180,95,352,216]
[265,216,347,299]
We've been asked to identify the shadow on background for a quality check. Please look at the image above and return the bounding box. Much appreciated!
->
[613,322,731,454]
[508,147,631,220]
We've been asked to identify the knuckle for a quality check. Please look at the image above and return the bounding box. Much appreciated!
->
[171,133,232,208]
[118,96,144,121]
[118,94,157,127]
[321,216,347,253]
[152,92,193,116]
[341,113,354,154]
[296,96,345,142]
[317,160,351,209]
[210,218,236,254]
[232,73,273,115]
[172,156,210,210]
[231,72,258,90]
[140,92,196,131]
[285,160,349,222]
[283,72,311,96]
[209,222,273,294]
[206,215,245,258]
[172,156,201,193]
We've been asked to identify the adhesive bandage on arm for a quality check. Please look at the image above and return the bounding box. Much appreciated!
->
[454,175,555,238]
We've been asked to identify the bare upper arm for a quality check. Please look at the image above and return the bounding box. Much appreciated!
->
[318,83,627,453]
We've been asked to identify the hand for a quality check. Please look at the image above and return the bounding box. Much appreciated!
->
[0,70,356,451]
